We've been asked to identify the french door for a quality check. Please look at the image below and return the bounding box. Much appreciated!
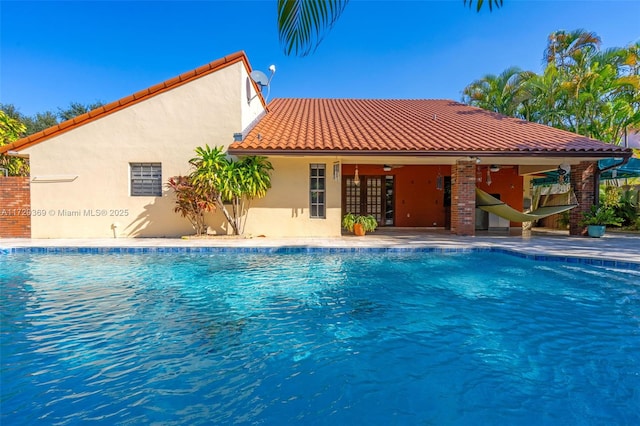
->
[343,175,394,226]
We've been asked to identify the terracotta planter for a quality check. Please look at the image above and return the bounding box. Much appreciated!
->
[353,223,366,236]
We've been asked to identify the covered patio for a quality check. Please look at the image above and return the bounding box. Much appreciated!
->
[229,99,633,238]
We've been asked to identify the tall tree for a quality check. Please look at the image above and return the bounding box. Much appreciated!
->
[0,110,29,176]
[519,64,567,126]
[464,30,640,145]
[278,0,503,56]
[544,29,601,69]
[0,101,105,136]
[58,101,105,122]
[461,67,533,117]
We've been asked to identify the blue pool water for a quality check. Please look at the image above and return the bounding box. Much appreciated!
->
[1,251,639,425]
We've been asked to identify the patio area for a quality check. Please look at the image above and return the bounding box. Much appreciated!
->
[1,228,639,266]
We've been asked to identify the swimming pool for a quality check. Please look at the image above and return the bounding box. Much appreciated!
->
[1,250,639,424]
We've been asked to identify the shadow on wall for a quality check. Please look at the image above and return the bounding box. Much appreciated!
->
[124,193,234,237]
[291,207,305,218]
[123,194,187,237]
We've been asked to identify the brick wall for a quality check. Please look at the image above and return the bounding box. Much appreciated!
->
[0,176,31,238]
[451,159,476,236]
[569,161,596,236]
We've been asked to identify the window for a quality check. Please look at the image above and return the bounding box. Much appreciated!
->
[310,164,326,218]
[130,163,162,196]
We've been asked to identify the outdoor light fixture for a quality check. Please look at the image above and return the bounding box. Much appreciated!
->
[383,165,392,172]
[353,165,360,186]
[557,163,571,184]
[490,165,500,172]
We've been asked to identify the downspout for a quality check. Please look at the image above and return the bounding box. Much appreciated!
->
[594,156,631,206]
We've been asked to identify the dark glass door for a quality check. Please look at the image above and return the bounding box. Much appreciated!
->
[343,175,393,226]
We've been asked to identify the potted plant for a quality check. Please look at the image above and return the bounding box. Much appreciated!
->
[580,205,623,238]
[342,213,378,236]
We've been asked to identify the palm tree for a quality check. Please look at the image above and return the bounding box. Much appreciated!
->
[519,64,568,126]
[189,145,273,235]
[462,67,532,117]
[278,0,503,56]
[544,29,601,69]
[464,30,640,146]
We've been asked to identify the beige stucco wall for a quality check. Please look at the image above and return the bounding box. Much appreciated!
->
[235,156,343,237]
[23,61,266,238]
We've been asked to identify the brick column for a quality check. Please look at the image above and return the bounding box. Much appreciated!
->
[451,159,476,236]
[569,161,596,236]
[0,176,31,238]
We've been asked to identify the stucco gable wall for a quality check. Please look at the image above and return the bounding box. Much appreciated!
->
[23,61,264,238]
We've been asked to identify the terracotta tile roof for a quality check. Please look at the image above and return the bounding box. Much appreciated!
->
[228,98,631,158]
[1,51,262,154]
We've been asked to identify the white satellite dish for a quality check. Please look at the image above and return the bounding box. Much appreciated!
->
[250,70,269,91]
[248,65,276,103]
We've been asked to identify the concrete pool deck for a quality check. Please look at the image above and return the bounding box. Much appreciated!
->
[1,228,639,266]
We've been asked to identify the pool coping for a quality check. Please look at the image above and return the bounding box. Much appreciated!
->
[2,232,639,271]
[2,245,638,271]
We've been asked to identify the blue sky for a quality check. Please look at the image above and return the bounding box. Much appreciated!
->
[1,0,639,117]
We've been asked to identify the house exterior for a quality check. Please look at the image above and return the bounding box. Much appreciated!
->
[1,52,632,238]
[227,98,631,237]
[1,52,267,238]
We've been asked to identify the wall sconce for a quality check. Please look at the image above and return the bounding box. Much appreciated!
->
[353,165,360,186]
[333,161,340,180]
[557,163,571,184]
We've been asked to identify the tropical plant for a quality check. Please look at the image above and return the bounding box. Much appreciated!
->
[0,110,29,176]
[342,212,378,233]
[544,29,601,69]
[461,67,534,117]
[189,145,273,235]
[167,175,216,236]
[463,30,640,145]
[356,214,378,232]
[579,204,623,227]
[277,0,503,56]
[602,186,638,227]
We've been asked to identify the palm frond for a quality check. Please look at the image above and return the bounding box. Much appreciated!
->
[278,0,349,56]
[463,0,503,12]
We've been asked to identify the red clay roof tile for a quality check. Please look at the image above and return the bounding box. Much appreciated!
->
[228,98,630,158]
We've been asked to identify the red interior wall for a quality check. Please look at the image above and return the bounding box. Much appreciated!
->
[475,166,523,227]
[394,165,448,227]
[342,164,451,227]
[342,164,523,227]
